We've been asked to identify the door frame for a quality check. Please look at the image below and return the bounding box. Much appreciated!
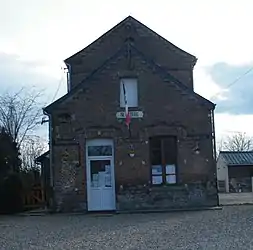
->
[85,139,116,211]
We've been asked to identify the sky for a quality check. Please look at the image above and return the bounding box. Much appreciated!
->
[1,0,253,141]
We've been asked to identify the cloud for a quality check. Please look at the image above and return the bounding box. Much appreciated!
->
[0,52,66,105]
[215,113,253,140]
[1,52,253,142]
[207,62,253,114]
[0,53,67,139]
[1,1,253,66]
[194,65,224,101]
[193,64,253,139]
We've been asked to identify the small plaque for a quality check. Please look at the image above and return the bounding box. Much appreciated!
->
[116,111,144,119]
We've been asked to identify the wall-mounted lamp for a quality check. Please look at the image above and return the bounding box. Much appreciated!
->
[194,142,200,155]
[128,144,135,157]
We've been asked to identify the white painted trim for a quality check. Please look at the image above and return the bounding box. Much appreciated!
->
[86,138,114,147]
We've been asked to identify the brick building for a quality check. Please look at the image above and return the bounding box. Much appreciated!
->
[44,16,218,212]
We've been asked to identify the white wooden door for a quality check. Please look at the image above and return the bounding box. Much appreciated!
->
[86,139,116,211]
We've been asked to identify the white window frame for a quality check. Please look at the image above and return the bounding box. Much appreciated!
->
[120,78,138,108]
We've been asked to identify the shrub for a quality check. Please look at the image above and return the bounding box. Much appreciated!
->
[0,173,23,214]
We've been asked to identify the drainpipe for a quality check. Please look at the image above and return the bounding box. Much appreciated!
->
[211,108,217,161]
[43,109,55,210]
[211,107,219,206]
[65,63,71,92]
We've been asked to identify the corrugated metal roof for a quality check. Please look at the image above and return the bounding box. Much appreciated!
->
[220,151,253,165]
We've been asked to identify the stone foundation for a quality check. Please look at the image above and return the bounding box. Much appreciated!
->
[117,182,218,211]
[53,189,87,213]
[51,182,218,213]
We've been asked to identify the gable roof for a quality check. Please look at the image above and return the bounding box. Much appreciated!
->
[65,16,197,67]
[131,45,214,108]
[44,45,126,113]
[44,43,215,113]
[35,151,49,163]
[219,151,253,166]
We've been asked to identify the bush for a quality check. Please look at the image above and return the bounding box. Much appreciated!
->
[0,173,23,214]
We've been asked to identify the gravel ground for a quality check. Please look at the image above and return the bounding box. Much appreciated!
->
[1,206,253,250]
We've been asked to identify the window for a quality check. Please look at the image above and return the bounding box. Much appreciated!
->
[120,78,138,108]
[150,136,177,185]
[88,145,112,157]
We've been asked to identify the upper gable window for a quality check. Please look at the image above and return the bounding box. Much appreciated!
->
[120,78,138,108]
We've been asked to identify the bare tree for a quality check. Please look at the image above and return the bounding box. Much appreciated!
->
[216,138,224,156]
[223,132,253,151]
[0,87,44,147]
[19,135,48,190]
[20,135,48,171]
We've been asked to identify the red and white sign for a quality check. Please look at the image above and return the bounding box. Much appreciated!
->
[122,82,131,128]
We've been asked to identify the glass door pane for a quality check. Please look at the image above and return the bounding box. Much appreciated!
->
[90,160,112,188]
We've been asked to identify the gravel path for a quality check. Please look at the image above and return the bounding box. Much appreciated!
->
[1,206,253,250]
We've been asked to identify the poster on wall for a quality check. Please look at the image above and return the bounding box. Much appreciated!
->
[105,174,112,187]
[152,175,163,185]
[105,165,112,187]
[105,165,111,174]
[166,175,176,184]
[92,174,99,187]
[152,165,162,175]
[98,172,105,187]
[166,165,176,174]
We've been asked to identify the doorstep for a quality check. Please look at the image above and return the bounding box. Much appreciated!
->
[116,206,222,214]
[16,208,52,216]
[16,206,222,216]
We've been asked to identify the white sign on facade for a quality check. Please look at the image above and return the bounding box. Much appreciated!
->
[116,111,144,119]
